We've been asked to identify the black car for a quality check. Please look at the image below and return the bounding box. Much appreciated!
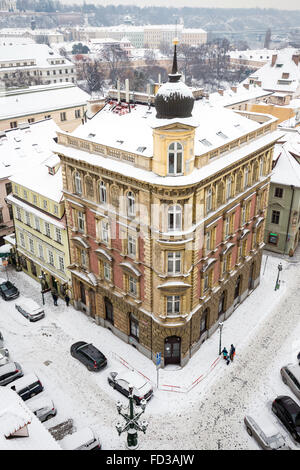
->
[272,395,300,442]
[0,281,19,300]
[297,351,300,366]
[70,341,107,371]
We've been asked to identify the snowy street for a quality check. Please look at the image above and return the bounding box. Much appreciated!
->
[0,251,300,450]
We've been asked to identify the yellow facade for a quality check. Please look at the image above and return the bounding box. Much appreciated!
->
[9,180,71,298]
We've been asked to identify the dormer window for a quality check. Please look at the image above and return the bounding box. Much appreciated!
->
[168,142,183,175]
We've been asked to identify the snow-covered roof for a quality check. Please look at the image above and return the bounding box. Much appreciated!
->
[244,47,300,95]
[66,98,261,160]
[0,119,60,181]
[271,145,300,187]
[0,388,60,450]
[229,49,277,62]
[208,83,273,108]
[0,83,90,121]
[0,43,72,67]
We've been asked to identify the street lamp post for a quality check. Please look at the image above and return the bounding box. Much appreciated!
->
[38,271,46,305]
[115,385,148,450]
[218,322,224,355]
[275,262,283,291]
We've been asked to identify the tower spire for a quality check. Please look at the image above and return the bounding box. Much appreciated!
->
[169,38,181,83]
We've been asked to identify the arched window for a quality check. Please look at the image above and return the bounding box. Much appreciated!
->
[168,205,182,231]
[127,191,135,217]
[168,142,183,175]
[99,181,107,204]
[74,171,82,195]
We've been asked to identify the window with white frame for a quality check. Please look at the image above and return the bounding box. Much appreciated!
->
[16,207,22,221]
[103,262,111,281]
[127,191,135,217]
[166,295,180,315]
[205,231,211,252]
[45,222,51,238]
[54,204,59,215]
[128,275,137,296]
[74,172,82,194]
[101,220,109,243]
[78,211,85,233]
[48,250,54,266]
[38,244,44,259]
[241,206,246,226]
[20,232,25,247]
[25,211,31,226]
[168,205,182,231]
[99,181,107,204]
[167,252,181,274]
[29,238,34,254]
[128,235,136,257]
[224,216,230,238]
[206,187,212,213]
[58,256,64,272]
[168,142,183,175]
[35,216,40,231]
[55,227,62,243]
[43,200,48,210]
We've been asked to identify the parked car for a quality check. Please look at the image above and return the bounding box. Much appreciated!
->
[281,364,300,400]
[108,370,153,405]
[297,351,300,366]
[0,331,3,348]
[0,361,23,386]
[59,427,101,450]
[70,341,107,371]
[15,298,45,322]
[272,395,300,442]
[8,372,43,401]
[0,280,19,300]
[27,395,56,422]
[244,413,290,450]
[0,347,9,366]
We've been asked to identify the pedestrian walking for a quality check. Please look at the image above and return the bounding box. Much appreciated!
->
[230,344,236,362]
[64,293,70,307]
[51,290,58,306]
[221,347,230,365]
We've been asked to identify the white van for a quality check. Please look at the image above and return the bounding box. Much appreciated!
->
[27,394,57,422]
[59,427,101,450]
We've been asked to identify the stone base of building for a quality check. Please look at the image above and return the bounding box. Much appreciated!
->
[71,252,262,368]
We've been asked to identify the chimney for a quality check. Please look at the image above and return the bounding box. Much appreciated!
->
[117,79,120,102]
[158,73,161,84]
[243,83,249,90]
[271,54,277,67]
[231,85,237,93]
[292,54,299,66]
[218,89,224,96]
[125,79,130,103]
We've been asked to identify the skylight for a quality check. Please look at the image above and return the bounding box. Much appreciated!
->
[200,139,212,147]
[88,133,96,138]
[116,140,124,144]
[216,131,228,139]
[137,146,146,152]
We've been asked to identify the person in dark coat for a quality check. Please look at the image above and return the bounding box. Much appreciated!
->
[230,344,236,361]
[51,291,58,306]
[222,347,230,365]
[64,293,70,307]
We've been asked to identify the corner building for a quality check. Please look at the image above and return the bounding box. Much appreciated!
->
[54,46,281,367]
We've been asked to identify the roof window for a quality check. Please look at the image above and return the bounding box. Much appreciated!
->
[200,139,212,147]
[216,131,228,139]
[136,146,146,152]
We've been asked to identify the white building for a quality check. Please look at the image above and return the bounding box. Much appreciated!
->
[0,43,76,87]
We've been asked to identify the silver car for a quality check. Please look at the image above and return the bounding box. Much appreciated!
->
[280,364,300,400]
[15,298,45,322]
[244,413,290,450]
[0,347,9,366]
[0,331,4,348]
[0,361,23,386]
[27,395,57,422]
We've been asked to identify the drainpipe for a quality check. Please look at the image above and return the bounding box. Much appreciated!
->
[284,185,295,255]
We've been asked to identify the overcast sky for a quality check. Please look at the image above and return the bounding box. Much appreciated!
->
[62,0,300,8]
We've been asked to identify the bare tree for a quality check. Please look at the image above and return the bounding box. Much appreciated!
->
[99,44,130,86]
